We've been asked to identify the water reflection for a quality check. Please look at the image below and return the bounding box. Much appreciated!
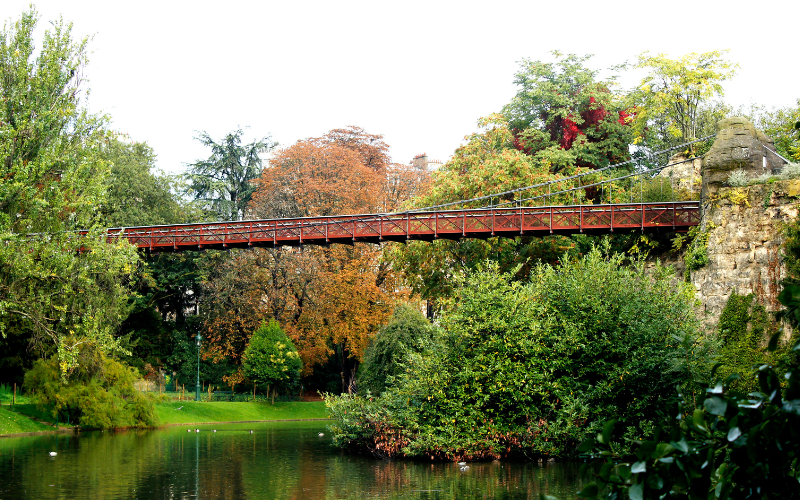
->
[0,422,588,499]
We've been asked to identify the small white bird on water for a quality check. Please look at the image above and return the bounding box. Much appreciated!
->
[318,433,324,437]
[49,452,57,457]
[176,406,184,410]
[195,429,200,433]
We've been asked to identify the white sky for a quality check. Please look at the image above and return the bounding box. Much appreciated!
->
[4,1,798,175]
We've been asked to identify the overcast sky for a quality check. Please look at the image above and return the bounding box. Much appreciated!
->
[4,1,798,175]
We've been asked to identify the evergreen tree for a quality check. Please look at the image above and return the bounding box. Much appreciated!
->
[184,129,276,221]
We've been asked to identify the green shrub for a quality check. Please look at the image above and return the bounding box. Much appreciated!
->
[23,349,157,429]
[327,246,706,461]
[357,304,433,395]
[578,338,800,500]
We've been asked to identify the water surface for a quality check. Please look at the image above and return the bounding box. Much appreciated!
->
[0,421,588,499]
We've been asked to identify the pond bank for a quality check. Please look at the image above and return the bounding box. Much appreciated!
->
[0,400,328,438]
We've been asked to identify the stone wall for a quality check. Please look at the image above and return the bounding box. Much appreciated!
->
[689,180,800,329]
[659,153,702,196]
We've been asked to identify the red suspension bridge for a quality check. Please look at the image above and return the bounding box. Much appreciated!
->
[106,201,700,252]
[100,138,723,252]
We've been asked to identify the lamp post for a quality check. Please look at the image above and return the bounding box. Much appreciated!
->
[195,332,202,402]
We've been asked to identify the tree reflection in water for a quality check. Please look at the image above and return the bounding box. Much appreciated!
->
[0,422,588,499]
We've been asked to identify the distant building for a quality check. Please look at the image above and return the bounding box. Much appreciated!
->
[411,153,442,171]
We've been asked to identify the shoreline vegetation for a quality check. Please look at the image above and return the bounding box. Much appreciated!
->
[0,401,328,438]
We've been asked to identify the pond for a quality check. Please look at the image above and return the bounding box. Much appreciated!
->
[0,421,589,499]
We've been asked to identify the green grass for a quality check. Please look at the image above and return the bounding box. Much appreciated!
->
[155,400,328,425]
[0,384,32,405]
[0,406,54,434]
[0,399,327,435]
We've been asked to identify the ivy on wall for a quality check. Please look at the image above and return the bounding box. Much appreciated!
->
[716,292,796,392]
[673,225,711,279]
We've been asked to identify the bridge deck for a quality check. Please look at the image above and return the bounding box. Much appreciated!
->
[106,202,700,251]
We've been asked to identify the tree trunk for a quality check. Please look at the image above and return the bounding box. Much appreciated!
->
[338,348,359,394]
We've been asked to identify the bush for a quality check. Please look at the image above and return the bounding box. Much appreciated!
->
[713,292,796,393]
[23,349,158,429]
[780,162,800,179]
[327,246,705,461]
[726,169,749,187]
[357,304,434,395]
[573,283,800,500]
[675,225,711,278]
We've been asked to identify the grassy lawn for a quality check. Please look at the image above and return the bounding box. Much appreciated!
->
[0,406,54,434]
[155,400,328,425]
[0,400,327,435]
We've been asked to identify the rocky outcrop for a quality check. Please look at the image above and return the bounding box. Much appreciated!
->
[701,117,785,197]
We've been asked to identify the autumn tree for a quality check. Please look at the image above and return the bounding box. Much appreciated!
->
[0,9,139,375]
[321,126,391,172]
[200,128,415,393]
[184,129,276,221]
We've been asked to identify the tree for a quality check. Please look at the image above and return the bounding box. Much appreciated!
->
[0,8,140,374]
[389,55,638,308]
[184,129,276,221]
[358,304,433,395]
[321,126,391,173]
[242,319,301,403]
[387,116,582,304]
[254,136,382,218]
[630,50,737,149]
[100,137,191,227]
[503,52,633,173]
[740,99,800,162]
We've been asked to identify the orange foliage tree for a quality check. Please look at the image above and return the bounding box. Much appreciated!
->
[200,127,425,392]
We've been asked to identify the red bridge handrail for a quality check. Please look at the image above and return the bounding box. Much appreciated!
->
[104,201,701,252]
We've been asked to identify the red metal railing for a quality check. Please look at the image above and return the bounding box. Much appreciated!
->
[105,202,700,251]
